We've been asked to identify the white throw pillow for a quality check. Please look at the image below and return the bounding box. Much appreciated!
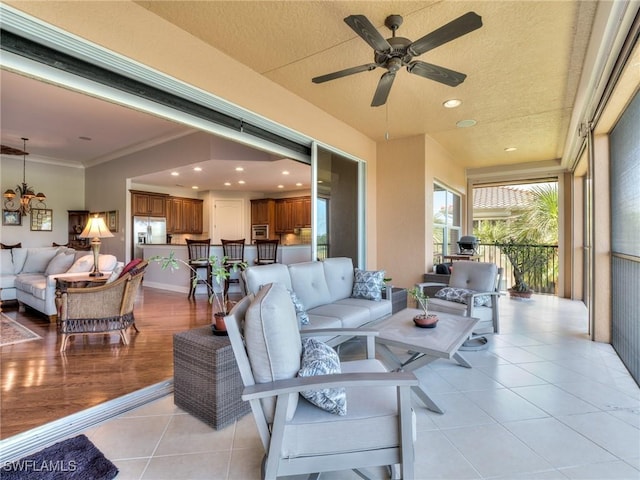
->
[106,264,124,284]
[44,252,76,275]
[66,255,95,273]
[21,248,59,273]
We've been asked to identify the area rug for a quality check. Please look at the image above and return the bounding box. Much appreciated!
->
[0,313,41,347]
[0,434,118,480]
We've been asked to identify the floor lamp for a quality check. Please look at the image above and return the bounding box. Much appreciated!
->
[79,215,114,277]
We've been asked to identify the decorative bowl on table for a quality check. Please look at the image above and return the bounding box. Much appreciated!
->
[413,314,439,328]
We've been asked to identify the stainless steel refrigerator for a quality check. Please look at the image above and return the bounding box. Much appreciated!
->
[133,216,167,259]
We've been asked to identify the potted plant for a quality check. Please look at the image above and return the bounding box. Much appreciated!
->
[498,239,546,299]
[150,251,247,331]
[407,286,438,328]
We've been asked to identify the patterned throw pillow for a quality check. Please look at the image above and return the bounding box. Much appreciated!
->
[435,287,491,307]
[298,337,346,415]
[350,268,385,301]
[288,290,310,326]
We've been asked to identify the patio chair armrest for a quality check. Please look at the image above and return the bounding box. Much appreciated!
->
[415,281,447,289]
[301,328,379,358]
[242,371,418,401]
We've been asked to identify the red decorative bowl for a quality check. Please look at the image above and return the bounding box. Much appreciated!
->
[413,314,439,328]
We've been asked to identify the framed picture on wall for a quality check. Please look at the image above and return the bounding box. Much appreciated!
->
[2,210,21,226]
[107,210,118,232]
[30,209,53,231]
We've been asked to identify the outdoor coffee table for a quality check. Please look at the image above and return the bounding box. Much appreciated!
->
[375,308,479,414]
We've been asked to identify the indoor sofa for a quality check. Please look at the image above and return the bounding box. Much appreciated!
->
[242,257,392,345]
[1,246,120,320]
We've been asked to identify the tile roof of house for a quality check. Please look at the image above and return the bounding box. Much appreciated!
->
[473,186,534,210]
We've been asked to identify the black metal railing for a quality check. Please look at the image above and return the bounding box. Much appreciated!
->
[434,242,559,294]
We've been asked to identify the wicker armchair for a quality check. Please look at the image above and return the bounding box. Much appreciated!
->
[56,262,147,352]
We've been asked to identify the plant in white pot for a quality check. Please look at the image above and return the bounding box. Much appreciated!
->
[407,286,438,328]
[150,251,247,331]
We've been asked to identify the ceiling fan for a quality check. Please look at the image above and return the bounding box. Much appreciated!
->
[312,12,482,107]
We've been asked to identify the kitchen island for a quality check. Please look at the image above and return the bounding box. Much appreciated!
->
[141,244,312,295]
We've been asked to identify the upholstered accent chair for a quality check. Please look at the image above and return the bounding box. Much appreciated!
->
[225,283,417,479]
[416,261,503,335]
[55,262,147,352]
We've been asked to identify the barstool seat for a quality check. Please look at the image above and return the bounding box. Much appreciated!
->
[186,239,212,299]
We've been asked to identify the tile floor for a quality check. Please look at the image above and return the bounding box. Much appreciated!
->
[81,295,639,479]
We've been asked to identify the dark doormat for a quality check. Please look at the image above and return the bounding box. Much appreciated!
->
[1,434,118,480]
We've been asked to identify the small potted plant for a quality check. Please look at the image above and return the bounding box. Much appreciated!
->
[150,251,247,331]
[407,286,438,328]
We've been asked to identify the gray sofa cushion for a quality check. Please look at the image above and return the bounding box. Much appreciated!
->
[288,261,332,310]
[282,358,407,459]
[244,282,301,421]
[322,257,355,302]
[307,303,370,329]
[14,274,47,300]
[21,247,59,273]
[244,263,292,294]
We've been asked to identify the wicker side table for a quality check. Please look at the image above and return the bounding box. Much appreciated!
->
[173,326,250,429]
[382,287,408,314]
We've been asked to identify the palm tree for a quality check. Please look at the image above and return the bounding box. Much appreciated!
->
[511,183,558,244]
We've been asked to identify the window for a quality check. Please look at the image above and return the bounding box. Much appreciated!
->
[433,183,461,263]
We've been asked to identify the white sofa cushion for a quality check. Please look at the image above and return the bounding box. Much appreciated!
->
[21,247,59,273]
[288,261,332,310]
[1,250,13,275]
[67,254,117,273]
[10,248,28,274]
[14,274,47,300]
[245,282,301,421]
[44,251,76,276]
[322,257,355,302]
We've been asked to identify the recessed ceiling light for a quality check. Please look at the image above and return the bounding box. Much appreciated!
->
[171,172,179,176]
[504,147,517,152]
[443,99,462,108]
[191,186,199,190]
[235,167,244,172]
[456,119,477,128]
[277,185,284,189]
[193,167,202,172]
[238,180,245,184]
[224,182,231,186]
[296,182,303,187]
[282,170,290,175]
[78,136,92,141]
[318,180,323,184]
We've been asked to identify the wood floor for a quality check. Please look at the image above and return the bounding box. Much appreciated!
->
[0,286,224,440]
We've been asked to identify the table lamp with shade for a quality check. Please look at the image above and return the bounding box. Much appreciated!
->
[79,215,114,277]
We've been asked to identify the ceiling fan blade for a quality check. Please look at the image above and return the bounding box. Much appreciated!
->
[408,11,482,57]
[371,72,396,107]
[407,61,467,87]
[0,145,28,155]
[344,15,392,52]
[312,63,378,84]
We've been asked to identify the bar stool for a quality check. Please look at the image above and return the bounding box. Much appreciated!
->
[254,239,279,265]
[221,239,246,297]
[186,239,212,299]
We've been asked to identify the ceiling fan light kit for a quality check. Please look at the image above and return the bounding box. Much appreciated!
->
[312,12,483,107]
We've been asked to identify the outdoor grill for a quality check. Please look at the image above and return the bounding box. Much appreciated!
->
[457,235,479,255]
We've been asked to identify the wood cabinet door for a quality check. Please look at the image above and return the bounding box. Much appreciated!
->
[275,199,292,233]
[148,195,166,217]
[166,198,182,233]
[132,193,150,216]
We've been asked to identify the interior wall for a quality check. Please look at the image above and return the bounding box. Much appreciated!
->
[0,158,84,248]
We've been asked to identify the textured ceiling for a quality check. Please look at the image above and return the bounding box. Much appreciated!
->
[136,0,598,169]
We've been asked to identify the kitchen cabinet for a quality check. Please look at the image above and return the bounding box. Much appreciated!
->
[274,196,311,233]
[131,190,168,217]
[166,197,203,234]
[251,199,275,226]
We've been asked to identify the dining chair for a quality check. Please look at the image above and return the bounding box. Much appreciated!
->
[186,239,212,299]
[254,239,279,265]
[221,239,246,297]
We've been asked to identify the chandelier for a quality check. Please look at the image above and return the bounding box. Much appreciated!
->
[3,138,47,216]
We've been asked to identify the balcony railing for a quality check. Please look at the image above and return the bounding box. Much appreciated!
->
[434,243,559,294]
